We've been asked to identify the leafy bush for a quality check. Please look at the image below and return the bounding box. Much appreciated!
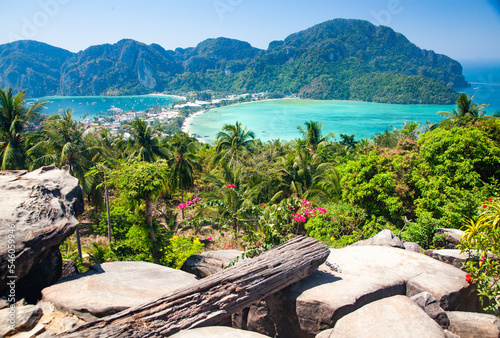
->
[459,197,500,315]
[401,211,440,249]
[161,236,204,269]
[304,202,366,247]
[94,206,142,241]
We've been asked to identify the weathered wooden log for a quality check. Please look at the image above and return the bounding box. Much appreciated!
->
[60,236,329,337]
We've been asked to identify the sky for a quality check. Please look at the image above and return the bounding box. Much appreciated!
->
[1,0,500,63]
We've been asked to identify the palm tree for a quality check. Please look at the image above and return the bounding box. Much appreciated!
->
[0,87,46,169]
[168,132,201,219]
[215,121,255,165]
[28,109,102,194]
[297,120,334,153]
[438,93,489,125]
[126,119,168,162]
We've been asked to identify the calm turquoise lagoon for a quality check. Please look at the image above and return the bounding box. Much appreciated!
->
[27,94,181,120]
[187,99,454,143]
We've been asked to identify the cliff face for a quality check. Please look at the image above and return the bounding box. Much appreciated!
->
[0,19,468,103]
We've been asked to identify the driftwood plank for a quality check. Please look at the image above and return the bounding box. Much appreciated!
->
[60,236,329,337]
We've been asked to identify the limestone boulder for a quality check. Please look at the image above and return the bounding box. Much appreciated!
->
[181,250,242,278]
[170,326,271,338]
[350,229,405,249]
[0,304,43,337]
[237,245,479,337]
[436,228,464,249]
[0,166,84,302]
[425,249,470,270]
[410,291,450,328]
[41,261,198,321]
[315,295,447,338]
[447,311,500,338]
[403,241,423,253]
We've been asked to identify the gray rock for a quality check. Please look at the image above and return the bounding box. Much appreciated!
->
[315,296,446,338]
[0,304,43,337]
[444,330,460,338]
[41,261,197,321]
[410,291,450,328]
[59,259,79,280]
[170,326,271,338]
[0,166,84,302]
[181,250,242,278]
[62,316,79,330]
[238,246,479,337]
[10,323,45,338]
[436,228,464,249]
[350,229,405,249]
[447,311,500,338]
[425,249,470,270]
[404,241,423,253]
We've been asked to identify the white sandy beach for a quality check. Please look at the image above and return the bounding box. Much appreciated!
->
[182,110,206,138]
[146,93,187,101]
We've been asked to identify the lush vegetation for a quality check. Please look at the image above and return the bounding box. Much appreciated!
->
[1,19,466,104]
[2,87,499,312]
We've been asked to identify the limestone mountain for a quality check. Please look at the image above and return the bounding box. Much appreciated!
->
[0,19,468,103]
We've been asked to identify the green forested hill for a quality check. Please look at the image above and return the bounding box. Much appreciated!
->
[0,19,467,103]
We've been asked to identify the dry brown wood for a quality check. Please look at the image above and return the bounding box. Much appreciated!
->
[59,236,330,337]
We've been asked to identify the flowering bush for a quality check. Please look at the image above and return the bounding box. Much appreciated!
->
[459,197,500,315]
[226,184,236,189]
[178,197,201,210]
[304,202,367,247]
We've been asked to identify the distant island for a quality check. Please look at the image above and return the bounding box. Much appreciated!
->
[0,19,468,104]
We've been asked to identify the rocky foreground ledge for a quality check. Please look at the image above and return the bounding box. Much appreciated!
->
[0,166,83,303]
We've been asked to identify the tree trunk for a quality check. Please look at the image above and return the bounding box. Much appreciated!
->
[105,179,111,243]
[75,224,82,259]
[144,195,157,243]
[60,236,329,337]
[180,185,185,220]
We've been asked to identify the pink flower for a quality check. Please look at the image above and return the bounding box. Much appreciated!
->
[208,237,213,241]
[465,274,472,283]
[489,197,493,203]
[483,203,487,209]
[261,202,265,207]
[480,256,486,262]
[178,203,186,209]
[226,184,236,189]
[317,208,327,214]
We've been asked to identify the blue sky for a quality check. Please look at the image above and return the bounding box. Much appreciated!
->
[1,0,500,62]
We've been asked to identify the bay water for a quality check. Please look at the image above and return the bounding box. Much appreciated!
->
[27,61,500,143]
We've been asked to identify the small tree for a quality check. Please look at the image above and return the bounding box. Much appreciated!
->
[108,160,169,262]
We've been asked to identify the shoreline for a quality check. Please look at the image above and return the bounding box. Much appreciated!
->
[182,110,207,142]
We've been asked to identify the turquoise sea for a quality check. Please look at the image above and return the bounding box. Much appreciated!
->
[26,61,500,143]
[27,94,181,120]
[187,61,500,143]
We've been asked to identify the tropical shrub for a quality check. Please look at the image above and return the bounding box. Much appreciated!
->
[304,202,366,247]
[161,235,204,269]
[460,197,500,315]
[414,127,500,229]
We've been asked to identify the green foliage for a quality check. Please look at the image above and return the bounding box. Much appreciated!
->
[304,202,366,247]
[242,198,301,257]
[339,149,417,228]
[401,211,440,249]
[459,198,500,315]
[161,235,204,269]
[414,126,500,229]
[110,223,155,262]
[95,206,142,241]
